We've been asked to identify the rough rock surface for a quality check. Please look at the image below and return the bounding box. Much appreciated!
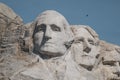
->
[0,3,23,49]
[0,3,120,80]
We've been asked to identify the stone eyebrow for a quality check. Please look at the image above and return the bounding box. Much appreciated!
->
[50,24,61,32]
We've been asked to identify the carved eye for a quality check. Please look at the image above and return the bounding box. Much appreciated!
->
[88,39,94,45]
[103,61,116,66]
[50,24,61,32]
[78,38,84,42]
[37,24,46,31]
[75,37,84,43]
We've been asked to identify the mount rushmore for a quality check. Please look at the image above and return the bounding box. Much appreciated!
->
[0,3,120,80]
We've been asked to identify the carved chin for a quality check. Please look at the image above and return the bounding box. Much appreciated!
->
[39,46,65,57]
[79,56,96,66]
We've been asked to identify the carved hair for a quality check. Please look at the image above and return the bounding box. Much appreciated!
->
[71,25,99,41]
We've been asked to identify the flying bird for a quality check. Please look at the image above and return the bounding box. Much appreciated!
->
[86,14,88,17]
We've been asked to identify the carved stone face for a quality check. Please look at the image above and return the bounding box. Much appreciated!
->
[102,51,120,80]
[72,27,99,70]
[33,10,72,57]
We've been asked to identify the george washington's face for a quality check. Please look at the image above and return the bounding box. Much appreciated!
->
[33,10,72,57]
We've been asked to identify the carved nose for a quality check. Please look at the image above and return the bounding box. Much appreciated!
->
[83,47,91,53]
[44,25,52,40]
[44,36,51,41]
[83,40,91,53]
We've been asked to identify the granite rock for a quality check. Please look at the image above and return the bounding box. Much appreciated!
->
[0,3,120,80]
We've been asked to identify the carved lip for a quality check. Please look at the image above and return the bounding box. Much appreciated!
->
[82,52,91,56]
[44,42,56,47]
[82,54,94,58]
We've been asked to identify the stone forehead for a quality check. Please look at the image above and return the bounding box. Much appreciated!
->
[71,25,93,33]
[71,25,92,36]
[74,28,89,34]
[103,51,120,62]
[37,10,63,18]
[36,10,69,25]
[71,25,99,40]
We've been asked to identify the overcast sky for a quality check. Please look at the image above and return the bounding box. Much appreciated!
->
[0,0,120,45]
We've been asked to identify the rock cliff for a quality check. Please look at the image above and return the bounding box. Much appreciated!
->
[0,3,120,80]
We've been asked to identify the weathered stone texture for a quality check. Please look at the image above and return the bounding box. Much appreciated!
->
[0,3,120,80]
[0,3,23,50]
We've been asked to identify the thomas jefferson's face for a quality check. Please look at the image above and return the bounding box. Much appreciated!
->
[73,28,99,70]
[33,11,70,57]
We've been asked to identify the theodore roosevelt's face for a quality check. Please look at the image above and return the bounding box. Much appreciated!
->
[102,51,120,80]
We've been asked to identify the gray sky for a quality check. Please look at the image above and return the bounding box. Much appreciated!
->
[0,0,120,45]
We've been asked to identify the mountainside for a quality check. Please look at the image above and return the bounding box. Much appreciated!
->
[0,3,120,80]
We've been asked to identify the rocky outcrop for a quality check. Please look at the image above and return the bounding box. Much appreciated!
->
[0,3,23,50]
[0,3,24,80]
[0,3,120,80]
